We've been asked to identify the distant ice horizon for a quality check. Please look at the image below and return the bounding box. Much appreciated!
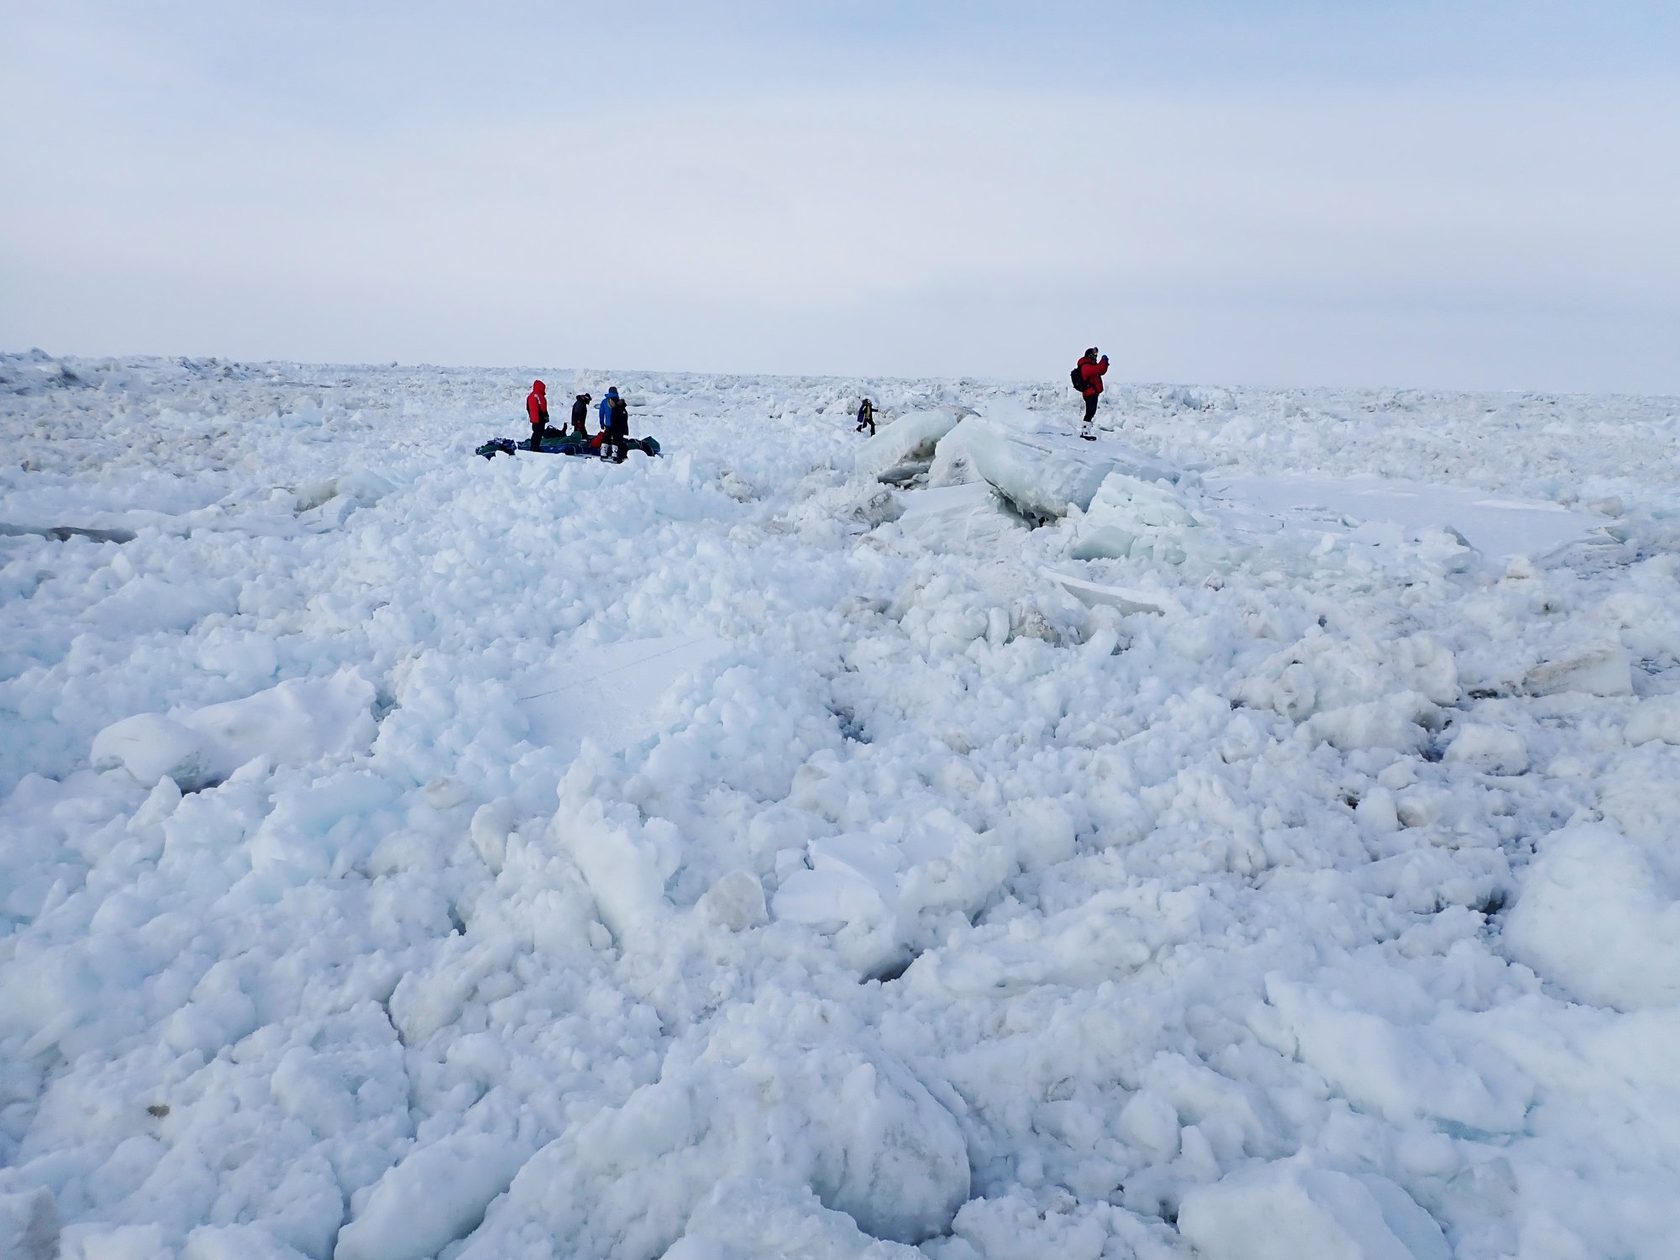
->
[12,344,1679,403]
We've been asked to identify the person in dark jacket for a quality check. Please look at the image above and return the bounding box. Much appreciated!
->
[1074,348,1109,440]
[571,393,593,439]
[601,390,630,463]
[526,379,550,450]
[855,397,876,435]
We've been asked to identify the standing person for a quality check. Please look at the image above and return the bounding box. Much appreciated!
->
[855,397,876,435]
[600,388,630,462]
[526,379,550,450]
[571,392,593,439]
[597,386,619,434]
[1072,348,1109,440]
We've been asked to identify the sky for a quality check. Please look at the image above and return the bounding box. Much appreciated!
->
[3,1,1678,393]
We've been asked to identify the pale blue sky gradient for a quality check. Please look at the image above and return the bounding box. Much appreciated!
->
[3,1,1677,391]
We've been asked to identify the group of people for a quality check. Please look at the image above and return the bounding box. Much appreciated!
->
[849,347,1111,442]
[526,345,1109,459]
[526,380,632,461]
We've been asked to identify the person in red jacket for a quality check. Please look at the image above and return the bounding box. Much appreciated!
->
[526,379,549,450]
[1074,348,1109,440]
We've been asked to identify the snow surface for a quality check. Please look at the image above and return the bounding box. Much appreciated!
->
[3,351,1680,1259]
[1203,473,1607,567]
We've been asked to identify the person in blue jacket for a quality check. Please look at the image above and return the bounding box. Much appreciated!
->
[598,386,619,432]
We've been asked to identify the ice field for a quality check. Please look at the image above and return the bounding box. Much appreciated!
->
[3,350,1679,1259]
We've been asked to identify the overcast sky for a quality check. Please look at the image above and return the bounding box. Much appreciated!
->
[3,1,1678,392]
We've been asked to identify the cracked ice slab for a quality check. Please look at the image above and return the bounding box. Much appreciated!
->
[940,414,1180,521]
[854,406,969,482]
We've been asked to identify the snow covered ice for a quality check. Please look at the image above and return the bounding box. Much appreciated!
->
[3,351,1680,1259]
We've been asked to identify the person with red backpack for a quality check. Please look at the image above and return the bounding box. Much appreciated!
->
[1072,348,1109,440]
[526,379,550,450]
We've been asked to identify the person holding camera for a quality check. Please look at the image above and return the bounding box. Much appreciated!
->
[1072,348,1109,440]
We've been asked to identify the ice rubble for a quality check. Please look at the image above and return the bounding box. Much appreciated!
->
[458,1008,970,1257]
[3,351,1680,1259]
[90,671,377,791]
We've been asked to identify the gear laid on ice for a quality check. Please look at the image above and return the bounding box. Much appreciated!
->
[477,430,660,460]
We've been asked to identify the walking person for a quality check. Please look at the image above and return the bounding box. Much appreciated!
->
[855,397,876,435]
[1072,348,1109,440]
[526,379,550,450]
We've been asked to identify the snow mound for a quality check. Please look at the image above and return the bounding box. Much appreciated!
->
[1232,630,1459,722]
[697,869,769,931]
[1176,1162,1451,1260]
[667,1179,920,1260]
[90,670,376,789]
[461,1014,970,1256]
[518,635,730,759]
[1445,724,1530,775]
[770,808,1031,977]
[559,777,684,948]
[1179,1159,1450,1260]
[185,1223,315,1260]
[1504,823,1680,1010]
[295,470,396,514]
[1626,696,1680,745]
[335,1132,530,1260]
[1265,976,1532,1133]
[0,1188,57,1260]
